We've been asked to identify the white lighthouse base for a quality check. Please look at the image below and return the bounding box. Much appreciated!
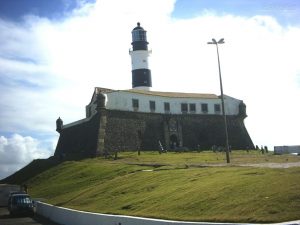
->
[133,86,151,91]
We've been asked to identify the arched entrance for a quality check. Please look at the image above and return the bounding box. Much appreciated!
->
[170,134,179,149]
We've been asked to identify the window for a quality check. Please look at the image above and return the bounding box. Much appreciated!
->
[138,30,147,41]
[132,99,139,111]
[189,103,196,113]
[214,104,221,113]
[181,103,188,113]
[132,30,147,42]
[149,100,156,112]
[164,102,170,113]
[201,103,208,113]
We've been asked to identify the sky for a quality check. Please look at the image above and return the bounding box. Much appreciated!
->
[0,0,300,179]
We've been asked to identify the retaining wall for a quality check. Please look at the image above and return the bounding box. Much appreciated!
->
[36,202,299,225]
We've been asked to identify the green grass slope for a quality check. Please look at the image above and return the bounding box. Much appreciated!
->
[1,157,60,184]
[5,151,300,223]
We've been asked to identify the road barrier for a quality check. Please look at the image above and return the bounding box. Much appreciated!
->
[36,202,300,225]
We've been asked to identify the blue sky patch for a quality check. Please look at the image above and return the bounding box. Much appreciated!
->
[172,0,300,26]
[0,0,96,22]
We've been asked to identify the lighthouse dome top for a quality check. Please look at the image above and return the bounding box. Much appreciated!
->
[132,22,145,31]
[131,22,148,50]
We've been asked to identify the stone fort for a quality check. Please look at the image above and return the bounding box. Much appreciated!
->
[54,23,254,157]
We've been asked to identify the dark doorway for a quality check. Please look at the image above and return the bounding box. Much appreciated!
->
[170,134,179,149]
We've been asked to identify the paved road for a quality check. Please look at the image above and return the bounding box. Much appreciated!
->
[0,207,60,225]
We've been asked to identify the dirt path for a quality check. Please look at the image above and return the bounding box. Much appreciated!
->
[238,161,300,168]
[190,162,300,168]
[133,161,300,170]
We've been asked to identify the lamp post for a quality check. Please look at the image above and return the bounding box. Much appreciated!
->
[207,38,230,163]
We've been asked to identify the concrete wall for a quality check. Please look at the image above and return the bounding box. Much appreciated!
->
[0,184,21,206]
[36,202,300,225]
[274,146,300,154]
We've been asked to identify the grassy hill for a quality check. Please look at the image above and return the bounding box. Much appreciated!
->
[2,158,60,185]
[3,151,300,223]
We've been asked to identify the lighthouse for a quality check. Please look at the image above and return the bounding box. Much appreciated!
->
[129,22,152,90]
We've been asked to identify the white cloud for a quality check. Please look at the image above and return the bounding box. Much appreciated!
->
[0,0,300,178]
[0,134,53,180]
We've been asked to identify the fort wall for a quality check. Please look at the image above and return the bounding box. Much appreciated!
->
[55,109,254,157]
[55,113,100,157]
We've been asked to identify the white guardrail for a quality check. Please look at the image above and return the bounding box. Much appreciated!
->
[36,202,300,225]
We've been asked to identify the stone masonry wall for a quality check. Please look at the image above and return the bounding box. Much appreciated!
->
[54,109,254,157]
[54,114,100,157]
[104,110,165,152]
[104,110,254,152]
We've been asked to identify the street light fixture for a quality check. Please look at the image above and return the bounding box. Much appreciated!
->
[207,38,230,163]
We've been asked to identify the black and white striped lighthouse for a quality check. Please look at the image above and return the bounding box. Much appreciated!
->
[130,22,152,90]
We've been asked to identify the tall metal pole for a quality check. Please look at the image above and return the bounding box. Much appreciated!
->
[208,39,230,163]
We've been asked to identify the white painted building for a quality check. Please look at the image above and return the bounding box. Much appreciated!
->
[85,88,245,119]
[274,146,300,155]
